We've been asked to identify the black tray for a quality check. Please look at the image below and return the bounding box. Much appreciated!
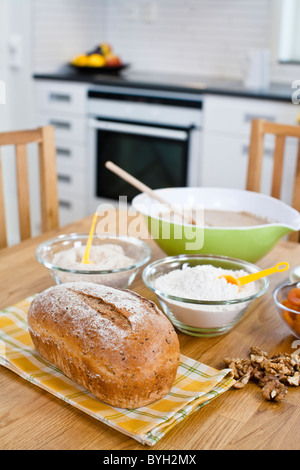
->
[69,63,129,74]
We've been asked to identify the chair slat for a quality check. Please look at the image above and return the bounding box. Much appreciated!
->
[263,121,300,139]
[0,126,59,248]
[289,140,300,242]
[247,119,300,243]
[0,129,42,146]
[271,134,285,199]
[38,126,59,232]
[292,140,300,212]
[15,143,31,241]
[246,119,265,192]
[0,149,7,248]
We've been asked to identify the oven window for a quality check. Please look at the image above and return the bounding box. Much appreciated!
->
[96,129,189,201]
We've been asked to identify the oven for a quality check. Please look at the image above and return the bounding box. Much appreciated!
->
[87,86,203,212]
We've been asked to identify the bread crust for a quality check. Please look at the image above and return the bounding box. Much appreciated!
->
[27,282,180,408]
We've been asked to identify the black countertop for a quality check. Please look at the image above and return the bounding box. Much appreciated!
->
[33,67,294,102]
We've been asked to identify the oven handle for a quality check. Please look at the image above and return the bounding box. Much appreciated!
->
[88,118,189,140]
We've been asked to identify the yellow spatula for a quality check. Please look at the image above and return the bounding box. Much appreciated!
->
[81,212,98,264]
[221,261,289,286]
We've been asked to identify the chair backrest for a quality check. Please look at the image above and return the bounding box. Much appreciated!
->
[0,126,59,248]
[247,119,300,242]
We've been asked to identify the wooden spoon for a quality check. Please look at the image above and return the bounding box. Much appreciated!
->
[221,262,289,286]
[105,161,196,225]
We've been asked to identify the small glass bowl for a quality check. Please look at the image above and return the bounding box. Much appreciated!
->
[142,254,269,337]
[36,233,151,289]
[274,281,300,339]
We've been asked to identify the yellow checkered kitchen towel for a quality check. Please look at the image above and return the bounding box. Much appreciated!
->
[0,295,235,446]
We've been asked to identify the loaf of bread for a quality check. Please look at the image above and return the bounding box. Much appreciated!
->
[27,282,180,409]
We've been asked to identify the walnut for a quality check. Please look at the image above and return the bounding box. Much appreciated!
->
[262,379,287,402]
[292,354,300,370]
[250,346,268,356]
[287,372,300,386]
[292,357,300,372]
[264,361,295,377]
[223,347,300,402]
[252,366,264,382]
[271,353,297,367]
[250,346,268,364]
[257,372,278,387]
[223,357,253,388]
[271,352,297,363]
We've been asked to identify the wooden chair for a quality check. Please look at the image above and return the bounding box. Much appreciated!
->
[247,119,300,242]
[0,126,59,248]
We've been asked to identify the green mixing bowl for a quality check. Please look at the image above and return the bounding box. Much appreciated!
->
[132,187,300,262]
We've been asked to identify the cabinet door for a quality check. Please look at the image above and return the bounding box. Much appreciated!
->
[203,95,299,136]
[202,133,248,189]
[202,132,298,206]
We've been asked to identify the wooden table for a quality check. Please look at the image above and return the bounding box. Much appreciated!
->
[1,212,300,450]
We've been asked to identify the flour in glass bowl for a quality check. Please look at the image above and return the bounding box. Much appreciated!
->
[50,244,138,287]
[153,264,260,330]
[52,244,136,271]
[154,264,258,301]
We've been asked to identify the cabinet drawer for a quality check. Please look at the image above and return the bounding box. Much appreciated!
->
[38,113,87,143]
[56,143,86,171]
[36,80,87,115]
[57,169,86,196]
[58,195,87,226]
[203,95,299,136]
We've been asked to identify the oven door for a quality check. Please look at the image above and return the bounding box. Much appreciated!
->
[88,118,193,208]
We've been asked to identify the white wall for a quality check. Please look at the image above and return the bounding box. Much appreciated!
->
[0,0,39,246]
[33,0,107,73]
[105,0,271,79]
[33,0,300,85]
[0,0,10,129]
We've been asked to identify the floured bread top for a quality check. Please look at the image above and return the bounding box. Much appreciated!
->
[40,281,160,317]
[27,282,180,409]
[28,282,167,350]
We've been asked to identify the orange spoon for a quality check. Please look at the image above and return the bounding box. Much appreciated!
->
[221,262,289,286]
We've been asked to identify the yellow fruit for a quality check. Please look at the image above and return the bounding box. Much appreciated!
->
[87,54,106,67]
[100,43,111,56]
[72,54,88,66]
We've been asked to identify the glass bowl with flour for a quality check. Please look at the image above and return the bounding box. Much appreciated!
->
[36,233,151,288]
[143,254,269,337]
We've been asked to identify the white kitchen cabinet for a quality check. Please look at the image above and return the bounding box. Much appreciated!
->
[37,81,87,116]
[35,80,299,227]
[203,94,299,136]
[55,143,86,171]
[58,195,87,226]
[38,113,87,143]
[36,80,89,226]
[201,94,299,205]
